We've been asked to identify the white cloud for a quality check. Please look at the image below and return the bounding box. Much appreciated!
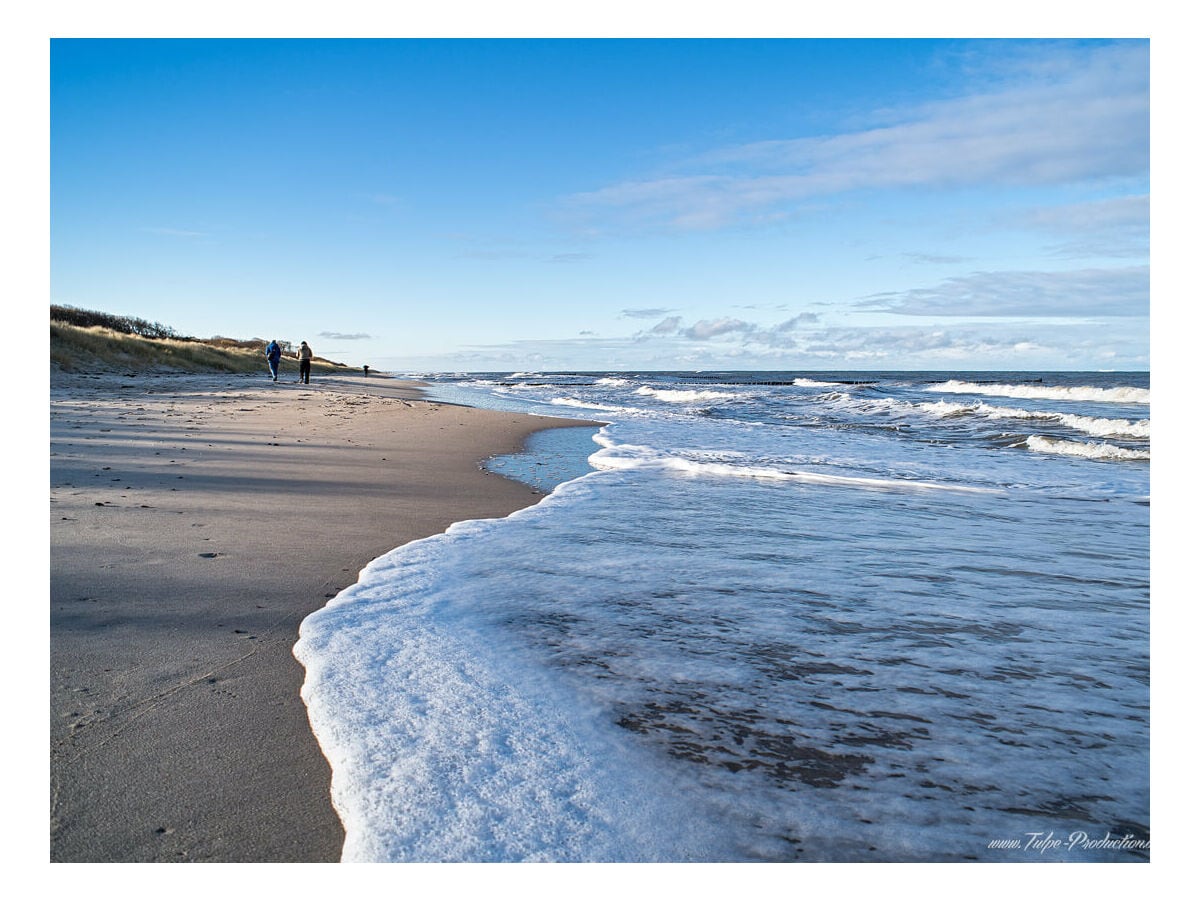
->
[1014,194,1149,259]
[684,317,754,340]
[858,266,1148,318]
[904,252,973,265]
[644,312,822,346]
[648,315,683,335]
[564,42,1148,232]
[622,307,678,319]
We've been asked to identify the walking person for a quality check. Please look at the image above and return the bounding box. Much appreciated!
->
[265,339,283,382]
[297,340,313,384]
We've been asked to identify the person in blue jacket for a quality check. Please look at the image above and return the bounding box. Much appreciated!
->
[265,339,283,381]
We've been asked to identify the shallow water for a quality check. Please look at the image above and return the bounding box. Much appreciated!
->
[295,371,1149,862]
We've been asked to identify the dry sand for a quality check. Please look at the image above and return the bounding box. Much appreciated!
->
[49,371,600,862]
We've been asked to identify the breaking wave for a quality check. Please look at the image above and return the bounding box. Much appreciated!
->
[927,380,1150,405]
[1024,435,1150,461]
[920,400,1150,439]
[635,386,747,403]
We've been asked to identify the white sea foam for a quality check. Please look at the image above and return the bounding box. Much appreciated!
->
[590,438,997,493]
[294,523,735,862]
[793,377,842,387]
[635,386,744,403]
[596,377,631,386]
[919,400,1150,439]
[1024,435,1150,461]
[927,380,1150,404]
[1055,412,1150,439]
[548,396,641,415]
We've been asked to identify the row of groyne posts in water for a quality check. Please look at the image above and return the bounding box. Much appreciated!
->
[491,376,1048,388]
[493,379,880,387]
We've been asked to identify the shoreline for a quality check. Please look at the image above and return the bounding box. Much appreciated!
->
[49,371,600,862]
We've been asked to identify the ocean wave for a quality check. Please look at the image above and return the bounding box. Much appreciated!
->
[792,378,842,388]
[591,439,996,494]
[1055,412,1150,439]
[596,377,631,386]
[815,392,913,417]
[635,386,746,403]
[927,380,1150,405]
[920,400,1150,439]
[1024,435,1150,461]
[548,397,642,415]
[813,390,853,403]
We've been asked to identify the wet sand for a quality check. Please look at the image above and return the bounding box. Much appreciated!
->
[49,371,598,862]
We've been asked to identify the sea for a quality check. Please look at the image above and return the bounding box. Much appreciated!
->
[292,371,1150,863]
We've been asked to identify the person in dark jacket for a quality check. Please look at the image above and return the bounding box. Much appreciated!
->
[265,339,282,381]
[296,341,313,384]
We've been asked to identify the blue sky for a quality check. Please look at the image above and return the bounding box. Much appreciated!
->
[50,37,1150,372]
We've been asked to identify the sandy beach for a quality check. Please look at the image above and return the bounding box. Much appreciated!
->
[49,371,599,862]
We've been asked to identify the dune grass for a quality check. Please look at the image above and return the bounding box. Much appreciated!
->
[51,320,354,377]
